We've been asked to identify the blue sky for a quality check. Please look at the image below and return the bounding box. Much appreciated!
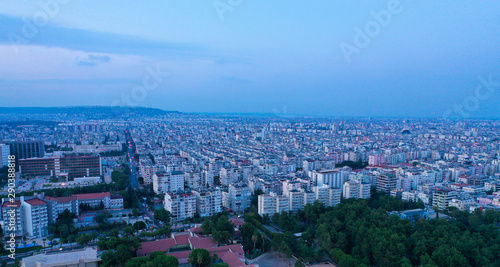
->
[0,0,499,118]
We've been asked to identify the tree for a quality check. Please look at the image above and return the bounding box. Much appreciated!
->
[133,221,147,231]
[213,230,231,245]
[57,224,68,236]
[201,218,213,235]
[294,260,306,267]
[132,208,139,218]
[188,249,211,267]
[123,226,135,236]
[77,233,92,245]
[261,232,266,250]
[152,255,179,266]
[252,231,260,253]
[154,209,171,225]
[95,211,112,225]
[431,245,468,267]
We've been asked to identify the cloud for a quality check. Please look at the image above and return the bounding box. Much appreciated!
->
[220,76,251,84]
[74,54,111,67]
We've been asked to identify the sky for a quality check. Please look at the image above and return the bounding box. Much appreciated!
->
[0,0,499,118]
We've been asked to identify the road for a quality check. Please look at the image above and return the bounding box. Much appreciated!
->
[124,130,159,227]
[124,130,139,190]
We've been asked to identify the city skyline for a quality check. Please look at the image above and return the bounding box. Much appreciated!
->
[1,1,500,118]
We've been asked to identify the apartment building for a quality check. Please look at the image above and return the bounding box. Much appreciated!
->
[257,187,342,216]
[312,169,345,190]
[0,144,10,167]
[227,183,251,212]
[343,180,371,199]
[22,198,49,238]
[43,196,79,223]
[220,167,240,186]
[192,188,222,217]
[432,189,458,211]
[73,192,123,209]
[377,173,398,193]
[165,191,196,222]
[9,141,45,160]
[1,200,24,237]
[19,155,101,179]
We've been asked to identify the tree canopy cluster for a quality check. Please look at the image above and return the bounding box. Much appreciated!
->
[201,215,235,245]
[98,236,141,267]
[125,251,179,267]
[246,191,500,267]
[312,195,500,266]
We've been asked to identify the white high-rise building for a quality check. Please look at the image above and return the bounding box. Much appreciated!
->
[153,171,185,194]
[258,194,276,216]
[303,190,315,206]
[220,167,240,186]
[312,185,330,206]
[164,191,196,222]
[359,182,371,199]
[152,173,167,194]
[275,194,290,214]
[202,170,215,187]
[193,188,222,217]
[228,183,251,212]
[185,172,202,189]
[21,198,48,238]
[343,180,359,199]
[1,200,24,237]
[170,171,185,192]
[328,188,342,207]
[288,190,303,212]
[140,164,156,185]
[0,144,10,167]
[312,169,345,190]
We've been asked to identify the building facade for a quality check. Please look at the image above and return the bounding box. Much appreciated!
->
[9,141,45,160]
[165,191,196,222]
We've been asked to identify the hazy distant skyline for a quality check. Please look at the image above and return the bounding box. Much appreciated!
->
[1,1,499,118]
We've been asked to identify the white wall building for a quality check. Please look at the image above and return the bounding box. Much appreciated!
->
[164,191,196,222]
[193,188,222,217]
[22,198,49,238]
[228,183,251,212]
[312,169,345,190]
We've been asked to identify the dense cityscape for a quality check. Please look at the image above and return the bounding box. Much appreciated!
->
[2,1,500,266]
[0,107,498,266]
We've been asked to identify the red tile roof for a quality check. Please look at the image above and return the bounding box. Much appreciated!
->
[137,239,177,257]
[74,192,110,200]
[2,201,21,207]
[56,196,78,203]
[221,250,246,267]
[166,250,191,264]
[166,244,246,266]
[229,218,245,227]
[190,226,203,233]
[25,198,47,206]
[174,233,190,245]
[189,236,217,249]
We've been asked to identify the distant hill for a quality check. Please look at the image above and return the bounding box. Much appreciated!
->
[0,106,179,117]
